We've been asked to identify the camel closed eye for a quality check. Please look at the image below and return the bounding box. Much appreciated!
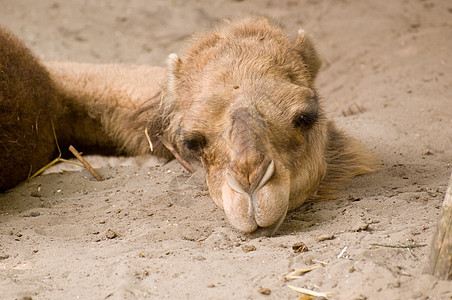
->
[182,133,206,153]
[292,110,319,130]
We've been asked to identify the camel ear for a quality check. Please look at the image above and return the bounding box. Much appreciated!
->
[167,53,182,91]
[294,29,322,81]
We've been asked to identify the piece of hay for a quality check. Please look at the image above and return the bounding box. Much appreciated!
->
[298,295,315,300]
[287,285,333,299]
[28,120,83,180]
[285,265,321,280]
[298,296,315,300]
[337,246,347,258]
[144,127,153,152]
[312,259,328,266]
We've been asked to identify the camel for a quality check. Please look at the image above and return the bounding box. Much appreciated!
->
[0,17,378,235]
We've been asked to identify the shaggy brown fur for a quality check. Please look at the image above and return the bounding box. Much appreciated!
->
[0,26,61,191]
[0,18,378,236]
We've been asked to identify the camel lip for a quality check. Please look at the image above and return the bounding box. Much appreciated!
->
[249,208,288,237]
[221,185,288,235]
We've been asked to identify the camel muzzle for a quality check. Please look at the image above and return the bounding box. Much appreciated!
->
[223,158,288,235]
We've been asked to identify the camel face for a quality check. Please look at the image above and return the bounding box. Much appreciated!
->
[164,18,328,235]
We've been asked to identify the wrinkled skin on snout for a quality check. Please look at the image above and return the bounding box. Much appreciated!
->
[163,18,329,235]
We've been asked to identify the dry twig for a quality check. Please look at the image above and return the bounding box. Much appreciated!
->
[157,136,196,173]
[68,145,103,181]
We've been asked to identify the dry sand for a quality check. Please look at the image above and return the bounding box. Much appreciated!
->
[1,0,451,299]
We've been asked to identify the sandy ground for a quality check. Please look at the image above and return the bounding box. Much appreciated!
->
[1,0,452,299]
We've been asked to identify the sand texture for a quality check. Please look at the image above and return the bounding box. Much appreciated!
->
[1,0,451,299]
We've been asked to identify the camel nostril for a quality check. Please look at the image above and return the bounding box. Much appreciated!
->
[226,158,275,195]
[256,160,274,192]
[225,170,254,216]
[226,171,247,195]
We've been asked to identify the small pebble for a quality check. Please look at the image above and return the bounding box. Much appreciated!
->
[316,234,335,242]
[354,223,370,232]
[242,245,256,252]
[106,229,118,239]
[193,255,206,261]
[258,287,271,295]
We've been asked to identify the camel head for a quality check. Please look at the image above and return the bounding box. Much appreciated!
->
[162,18,328,236]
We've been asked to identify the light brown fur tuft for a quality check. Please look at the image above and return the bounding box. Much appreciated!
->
[314,121,380,200]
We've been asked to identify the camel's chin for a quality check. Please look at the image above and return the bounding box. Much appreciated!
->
[219,182,290,235]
